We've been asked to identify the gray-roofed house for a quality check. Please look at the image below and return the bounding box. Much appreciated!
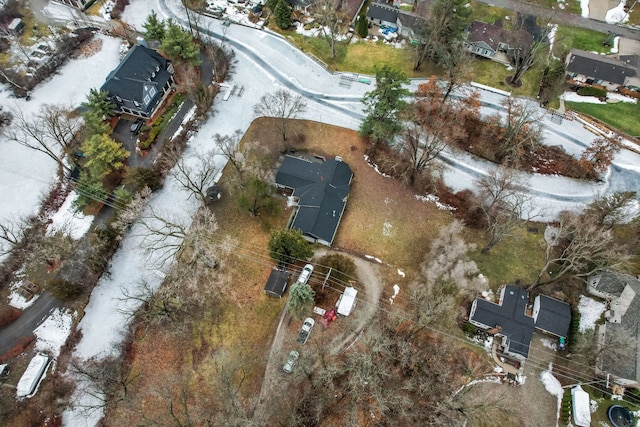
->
[100,45,175,119]
[366,2,399,27]
[464,21,507,59]
[588,271,640,387]
[470,285,535,360]
[275,155,353,247]
[533,294,571,339]
[469,285,571,361]
[566,49,640,91]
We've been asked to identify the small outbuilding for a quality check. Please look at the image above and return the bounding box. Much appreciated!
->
[264,269,290,298]
[336,286,358,316]
[571,385,591,427]
[16,353,50,398]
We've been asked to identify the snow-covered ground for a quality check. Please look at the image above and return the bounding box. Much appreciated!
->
[46,192,94,239]
[0,34,122,262]
[541,364,564,426]
[578,295,606,333]
[34,308,74,358]
[606,0,630,24]
[580,0,590,17]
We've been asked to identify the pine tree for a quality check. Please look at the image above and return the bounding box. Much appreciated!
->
[81,134,130,179]
[268,229,313,264]
[72,171,109,212]
[82,88,115,119]
[161,19,201,65]
[356,14,368,38]
[360,65,410,145]
[288,281,315,320]
[274,0,293,30]
[142,10,166,41]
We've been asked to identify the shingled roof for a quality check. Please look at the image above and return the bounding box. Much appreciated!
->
[468,20,505,51]
[276,156,353,246]
[534,295,571,338]
[101,45,172,117]
[567,49,638,86]
[470,286,535,358]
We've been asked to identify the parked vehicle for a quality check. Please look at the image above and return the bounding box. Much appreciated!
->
[283,350,299,374]
[16,353,49,398]
[297,264,313,285]
[130,118,144,134]
[296,317,315,344]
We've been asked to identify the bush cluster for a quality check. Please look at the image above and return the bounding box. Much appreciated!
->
[577,86,607,99]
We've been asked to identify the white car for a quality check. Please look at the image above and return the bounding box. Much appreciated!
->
[297,264,313,284]
[283,350,299,374]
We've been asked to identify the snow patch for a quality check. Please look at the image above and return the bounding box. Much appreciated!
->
[540,337,558,351]
[389,284,400,304]
[607,92,637,104]
[397,269,405,277]
[541,364,564,424]
[561,91,606,104]
[580,0,590,17]
[415,194,456,211]
[46,192,94,239]
[364,254,383,264]
[610,36,620,54]
[382,221,392,237]
[8,285,39,310]
[578,295,606,333]
[606,1,629,24]
[34,308,74,358]
[547,24,558,58]
[364,154,391,178]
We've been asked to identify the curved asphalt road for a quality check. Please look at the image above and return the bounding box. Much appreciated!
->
[157,0,640,214]
[0,293,59,356]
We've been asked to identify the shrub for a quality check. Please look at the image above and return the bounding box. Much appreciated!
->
[124,167,164,192]
[50,278,84,302]
[578,86,607,99]
[316,253,357,284]
[0,306,20,328]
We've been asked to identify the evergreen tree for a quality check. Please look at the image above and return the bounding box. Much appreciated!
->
[142,10,166,41]
[268,229,313,265]
[356,14,368,38]
[360,65,410,145]
[82,88,115,119]
[161,19,201,65]
[288,281,315,320]
[238,177,281,216]
[274,0,293,30]
[72,171,109,211]
[81,134,130,179]
[82,109,111,137]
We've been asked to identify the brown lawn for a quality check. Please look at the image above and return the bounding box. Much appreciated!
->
[108,118,554,425]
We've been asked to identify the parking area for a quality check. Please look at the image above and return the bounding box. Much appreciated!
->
[111,116,145,167]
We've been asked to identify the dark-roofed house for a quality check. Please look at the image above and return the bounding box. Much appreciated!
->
[275,155,353,247]
[533,294,571,339]
[566,49,640,91]
[469,285,571,361]
[366,2,398,28]
[470,286,535,360]
[264,268,291,298]
[100,45,175,119]
[588,271,640,387]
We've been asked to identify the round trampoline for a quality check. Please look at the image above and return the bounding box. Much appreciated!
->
[608,405,633,427]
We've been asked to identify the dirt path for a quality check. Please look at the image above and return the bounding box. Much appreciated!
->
[253,250,385,423]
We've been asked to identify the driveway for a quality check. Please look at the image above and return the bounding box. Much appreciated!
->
[0,293,59,357]
[254,249,384,423]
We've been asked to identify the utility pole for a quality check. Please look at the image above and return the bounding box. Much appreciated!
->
[322,268,331,291]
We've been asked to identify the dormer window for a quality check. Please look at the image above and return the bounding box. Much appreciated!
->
[151,71,156,78]
[155,65,160,72]
[133,100,139,107]
[115,96,122,103]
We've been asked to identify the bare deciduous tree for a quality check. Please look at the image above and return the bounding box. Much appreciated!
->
[7,103,82,174]
[583,191,637,229]
[495,97,543,165]
[476,168,532,252]
[530,211,632,289]
[169,147,222,205]
[254,89,307,141]
[505,16,554,87]
[313,0,349,59]
[579,135,621,173]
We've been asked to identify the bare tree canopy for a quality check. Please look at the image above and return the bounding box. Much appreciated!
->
[313,0,349,58]
[504,15,553,87]
[475,167,532,252]
[169,147,222,204]
[7,103,82,173]
[253,89,307,141]
[494,97,543,165]
[530,211,632,289]
[582,191,637,229]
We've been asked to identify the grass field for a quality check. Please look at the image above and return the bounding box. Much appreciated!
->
[470,56,545,98]
[470,1,510,24]
[553,26,610,56]
[566,101,640,137]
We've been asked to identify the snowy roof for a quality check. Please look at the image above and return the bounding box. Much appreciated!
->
[533,294,571,338]
[16,353,49,398]
[567,49,638,86]
[571,385,591,427]
[276,155,353,246]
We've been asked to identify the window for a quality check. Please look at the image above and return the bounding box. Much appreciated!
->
[143,94,151,105]
[149,87,157,98]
